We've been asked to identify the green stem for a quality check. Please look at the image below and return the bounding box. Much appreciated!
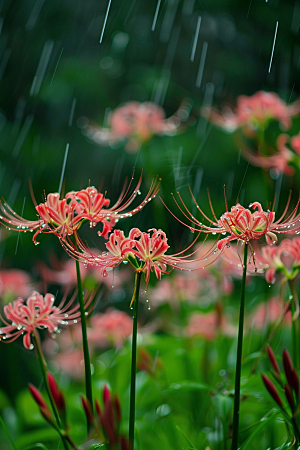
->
[0,414,17,450]
[33,332,69,450]
[231,243,248,450]
[33,331,61,426]
[75,259,93,430]
[129,271,142,448]
[288,279,299,371]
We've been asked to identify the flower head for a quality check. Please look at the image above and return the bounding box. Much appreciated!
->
[0,174,160,243]
[255,237,300,284]
[207,91,300,133]
[170,190,300,251]
[79,101,179,153]
[0,290,92,349]
[242,134,295,176]
[62,227,202,290]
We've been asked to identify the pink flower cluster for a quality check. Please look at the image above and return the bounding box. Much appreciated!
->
[173,191,300,251]
[62,227,200,288]
[45,309,133,379]
[208,91,300,133]
[0,291,91,350]
[79,101,179,153]
[0,174,159,244]
[255,237,300,284]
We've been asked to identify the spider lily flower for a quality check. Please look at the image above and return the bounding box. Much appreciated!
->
[170,190,300,251]
[242,134,295,177]
[61,228,204,290]
[206,91,300,133]
[78,101,180,153]
[0,174,160,243]
[255,237,300,284]
[0,290,93,350]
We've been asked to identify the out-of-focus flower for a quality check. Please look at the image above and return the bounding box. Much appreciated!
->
[0,174,160,243]
[291,132,300,155]
[0,269,32,302]
[44,308,133,379]
[62,227,202,289]
[255,237,300,284]
[242,134,295,176]
[171,190,300,251]
[88,309,132,347]
[250,297,291,330]
[185,309,234,340]
[37,256,124,291]
[79,101,181,153]
[206,91,300,133]
[0,290,92,350]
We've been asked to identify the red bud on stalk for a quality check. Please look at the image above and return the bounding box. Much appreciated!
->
[282,349,294,388]
[103,384,111,404]
[28,384,48,409]
[81,396,94,425]
[267,345,280,374]
[114,395,122,423]
[262,374,283,407]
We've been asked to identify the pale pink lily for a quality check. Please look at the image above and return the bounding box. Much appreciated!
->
[79,101,179,153]
[0,290,92,350]
[255,237,300,284]
[206,91,300,132]
[242,134,295,176]
[170,190,300,251]
[0,174,160,243]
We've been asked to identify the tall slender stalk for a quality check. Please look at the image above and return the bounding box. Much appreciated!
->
[231,243,248,450]
[75,259,93,428]
[33,331,69,450]
[129,271,142,448]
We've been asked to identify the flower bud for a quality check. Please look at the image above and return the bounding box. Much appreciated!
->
[81,396,94,425]
[282,349,294,388]
[28,384,48,409]
[262,374,283,407]
[103,384,111,404]
[267,345,280,374]
[114,395,122,423]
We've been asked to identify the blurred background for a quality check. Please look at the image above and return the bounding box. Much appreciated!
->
[0,0,300,413]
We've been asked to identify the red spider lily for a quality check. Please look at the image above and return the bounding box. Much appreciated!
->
[0,290,93,350]
[206,91,300,133]
[169,189,300,251]
[61,227,205,290]
[79,101,180,153]
[0,174,160,244]
[242,134,295,177]
[255,237,300,284]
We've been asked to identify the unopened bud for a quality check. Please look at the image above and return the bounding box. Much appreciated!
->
[28,384,47,409]
[114,395,122,423]
[47,372,65,411]
[267,345,280,374]
[282,349,294,388]
[103,384,111,404]
[262,374,283,407]
[81,396,94,425]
